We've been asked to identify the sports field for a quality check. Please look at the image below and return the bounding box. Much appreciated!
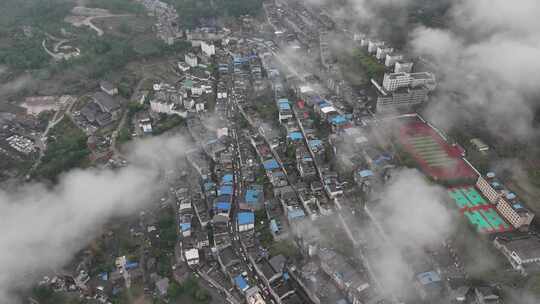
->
[448,186,512,233]
[399,121,477,182]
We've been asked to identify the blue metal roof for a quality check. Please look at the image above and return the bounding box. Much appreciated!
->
[288,208,305,220]
[416,271,441,285]
[329,115,348,125]
[216,202,231,211]
[373,154,392,166]
[125,262,139,270]
[245,189,261,204]
[283,271,290,281]
[219,185,234,195]
[288,131,303,141]
[180,223,191,232]
[358,170,374,178]
[234,275,249,292]
[237,212,255,225]
[222,174,234,183]
[100,272,108,281]
[263,159,279,170]
[279,102,291,110]
[309,139,323,148]
[317,99,331,109]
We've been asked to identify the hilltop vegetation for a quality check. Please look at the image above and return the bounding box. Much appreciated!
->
[87,0,145,14]
[0,0,73,31]
[0,0,195,102]
[0,0,74,70]
[166,0,263,28]
[36,117,89,180]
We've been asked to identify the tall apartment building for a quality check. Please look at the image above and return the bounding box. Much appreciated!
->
[376,85,429,110]
[382,72,436,92]
[360,37,369,48]
[395,61,414,73]
[476,174,535,230]
[367,40,385,54]
[376,47,393,60]
[385,53,403,67]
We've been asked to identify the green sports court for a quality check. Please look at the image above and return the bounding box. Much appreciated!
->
[448,186,512,233]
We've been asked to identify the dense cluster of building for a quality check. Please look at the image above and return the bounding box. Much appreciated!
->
[356,34,438,111]
[17,1,540,303]
[5,134,35,154]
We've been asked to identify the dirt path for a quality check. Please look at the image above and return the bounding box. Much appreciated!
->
[76,14,133,36]
[66,7,133,36]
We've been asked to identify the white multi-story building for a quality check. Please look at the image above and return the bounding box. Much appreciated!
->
[360,38,369,48]
[184,248,199,266]
[395,61,414,73]
[376,47,393,60]
[376,86,430,110]
[353,33,365,41]
[476,175,500,203]
[185,53,198,67]
[382,73,410,91]
[367,40,384,54]
[476,174,535,230]
[200,40,215,57]
[100,81,118,96]
[382,72,436,92]
[496,197,535,229]
[150,99,187,117]
[177,61,190,72]
[385,53,403,67]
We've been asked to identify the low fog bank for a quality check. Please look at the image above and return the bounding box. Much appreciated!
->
[410,0,540,139]
[0,135,190,302]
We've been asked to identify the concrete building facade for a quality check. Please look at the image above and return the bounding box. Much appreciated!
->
[382,72,436,92]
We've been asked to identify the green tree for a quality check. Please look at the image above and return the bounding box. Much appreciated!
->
[194,288,210,302]
[36,117,90,181]
[168,281,184,300]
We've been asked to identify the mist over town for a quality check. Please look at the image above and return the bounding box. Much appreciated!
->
[1,0,539,303]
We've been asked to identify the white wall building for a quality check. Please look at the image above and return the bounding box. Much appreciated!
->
[367,40,384,54]
[184,248,199,266]
[476,174,535,230]
[395,61,414,73]
[185,53,198,67]
[385,53,403,67]
[201,40,216,57]
[376,47,393,60]
[360,38,369,48]
[100,81,118,96]
[382,72,436,92]
[375,84,429,111]
[150,99,187,117]
[178,62,190,72]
